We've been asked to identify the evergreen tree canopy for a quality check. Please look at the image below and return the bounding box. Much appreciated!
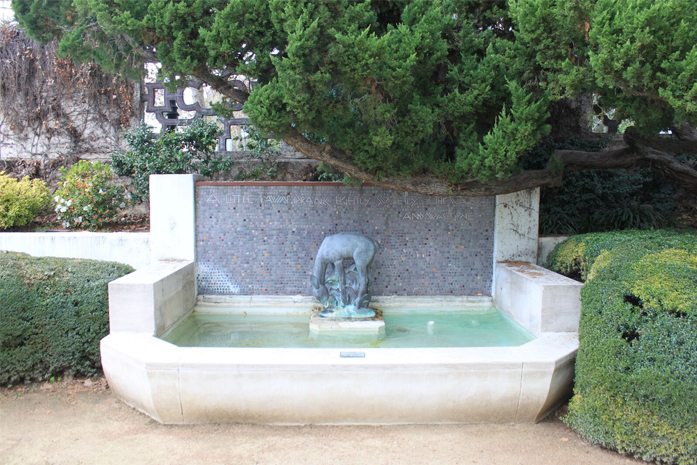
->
[11,0,697,195]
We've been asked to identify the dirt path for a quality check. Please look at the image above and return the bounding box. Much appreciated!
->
[0,379,645,465]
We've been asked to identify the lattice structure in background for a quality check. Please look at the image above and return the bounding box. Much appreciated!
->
[143,79,252,151]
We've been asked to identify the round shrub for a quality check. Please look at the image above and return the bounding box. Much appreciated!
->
[0,252,133,386]
[0,172,50,229]
[54,160,131,229]
[546,230,697,465]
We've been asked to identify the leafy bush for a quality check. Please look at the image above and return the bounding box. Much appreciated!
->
[523,138,678,235]
[232,125,282,181]
[54,160,131,230]
[0,172,50,229]
[546,230,697,465]
[111,119,230,203]
[0,252,133,386]
[540,169,677,234]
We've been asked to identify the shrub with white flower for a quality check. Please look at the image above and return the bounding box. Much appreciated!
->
[53,161,131,230]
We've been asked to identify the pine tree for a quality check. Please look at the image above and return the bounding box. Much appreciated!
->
[10,0,697,196]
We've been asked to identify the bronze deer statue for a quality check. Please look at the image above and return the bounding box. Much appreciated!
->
[309,233,379,312]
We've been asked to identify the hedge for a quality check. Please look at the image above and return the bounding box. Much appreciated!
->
[546,230,697,465]
[0,252,133,386]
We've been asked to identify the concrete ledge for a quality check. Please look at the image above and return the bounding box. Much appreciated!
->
[195,294,495,314]
[108,260,196,335]
[101,331,577,424]
[493,262,582,337]
[371,295,493,310]
[196,294,319,313]
[0,232,150,269]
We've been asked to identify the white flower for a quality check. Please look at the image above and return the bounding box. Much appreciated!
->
[99,189,104,194]
[60,206,67,213]
[83,205,90,211]
[74,216,83,223]
[66,200,72,206]
[124,192,132,200]
[119,202,126,209]
[54,195,60,202]
[62,221,70,228]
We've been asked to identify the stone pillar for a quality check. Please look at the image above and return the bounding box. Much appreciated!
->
[492,188,540,297]
[149,174,201,262]
[493,188,540,264]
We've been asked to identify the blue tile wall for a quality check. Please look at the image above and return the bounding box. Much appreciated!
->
[195,184,495,296]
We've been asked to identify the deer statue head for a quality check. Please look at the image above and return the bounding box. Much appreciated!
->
[309,273,330,307]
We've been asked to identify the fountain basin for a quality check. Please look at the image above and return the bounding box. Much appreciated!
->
[101,330,576,424]
[103,260,582,424]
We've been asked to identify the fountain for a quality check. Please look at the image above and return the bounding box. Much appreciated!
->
[100,175,583,424]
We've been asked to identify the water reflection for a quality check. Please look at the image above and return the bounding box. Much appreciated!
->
[164,308,534,349]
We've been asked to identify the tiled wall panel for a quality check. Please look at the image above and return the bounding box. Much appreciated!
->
[196,183,494,296]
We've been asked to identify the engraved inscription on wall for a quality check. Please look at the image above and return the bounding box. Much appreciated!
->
[196,184,495,296]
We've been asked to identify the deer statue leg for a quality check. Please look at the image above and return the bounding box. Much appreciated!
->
[333,259,347,306]
[354,261,369,308]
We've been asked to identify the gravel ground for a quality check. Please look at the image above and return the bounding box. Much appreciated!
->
[0,378,647,465]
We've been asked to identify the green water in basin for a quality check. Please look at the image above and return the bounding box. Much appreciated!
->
[162,307,534,348]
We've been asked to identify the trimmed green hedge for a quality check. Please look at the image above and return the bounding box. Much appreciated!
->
[0,252,133,386]
[546,230,697,465]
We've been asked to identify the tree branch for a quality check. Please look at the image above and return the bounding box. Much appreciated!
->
[670,122,697,142]
[283,129,562,196]
[195,71,250,104]
[119,34,157,61]
[283,127,697,196]
[624,128,697,194]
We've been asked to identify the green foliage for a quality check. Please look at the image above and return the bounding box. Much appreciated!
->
[541,170,677,234]
[546,230,697,464]
[455,82,551,182]
[547,229,695,279]
[313,163,363,186]
[316,162,345,182]
[509,0,594,98]
[11,1,697,186]
[111,119,229,203]
[11,0,74,43]
[232,125,281,180]
[589,0,697,132]
[54,161,130,230]
[0,252,133,386]
[524,138,678,235]
[0,172,50,229]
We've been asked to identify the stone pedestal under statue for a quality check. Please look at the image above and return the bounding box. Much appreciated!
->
[309,306,385,338]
